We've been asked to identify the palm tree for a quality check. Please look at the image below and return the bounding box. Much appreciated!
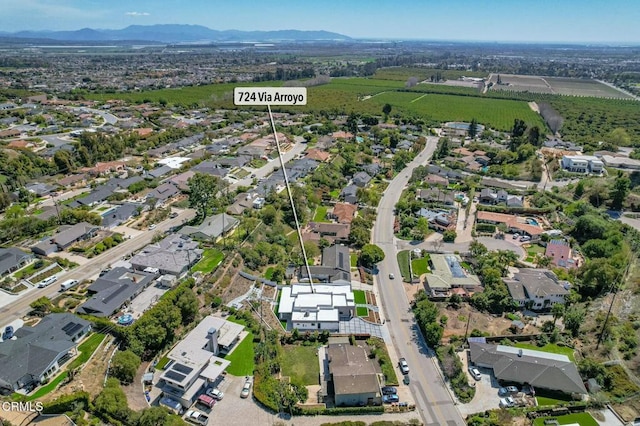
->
[535,254,552,268]
[496,249,519,276]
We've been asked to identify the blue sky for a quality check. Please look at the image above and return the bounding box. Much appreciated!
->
[1,0,639,43]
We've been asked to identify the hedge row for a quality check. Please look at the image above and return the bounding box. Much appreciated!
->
[41,391,91,414]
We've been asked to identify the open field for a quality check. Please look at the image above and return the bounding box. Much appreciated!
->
[281,345,320,386]
[489,73,633,99]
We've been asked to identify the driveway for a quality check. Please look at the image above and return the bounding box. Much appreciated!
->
[457,349,501,417]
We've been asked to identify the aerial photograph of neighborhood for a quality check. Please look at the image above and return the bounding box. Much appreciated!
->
[1,1,640,426]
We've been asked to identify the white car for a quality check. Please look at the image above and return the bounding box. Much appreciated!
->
[207,387,224,400]
[389,273,395,280]
[499,396,515,408]
[468,366,481,380]
[185,410,208,425]
[398,358,409,375]
[240,377,252,398]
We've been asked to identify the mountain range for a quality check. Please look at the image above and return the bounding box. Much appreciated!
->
[0,24,351,44]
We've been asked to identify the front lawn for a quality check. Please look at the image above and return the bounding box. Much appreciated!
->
[281,345,320,386]
[357,306,369,317]
[354,290,366,305]
[535,393,573,406]
[350,253,358,267]
[191,248,224,274]
[411,256,431,275]
[513,343,575,363]
[67,333,105,370]
[224,332,255,376]
[526,244,546,256]
[313,205,330,222]
[397,250,411,282]
[533,413,598,426]
[26,371,68,401]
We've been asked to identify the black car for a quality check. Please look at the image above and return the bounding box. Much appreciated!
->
[381,386,397,395]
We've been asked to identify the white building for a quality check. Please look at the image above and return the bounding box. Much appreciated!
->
[561,155,604,174]
[159,316,243,408]
[503,269,569,310]
[278,284,355,331]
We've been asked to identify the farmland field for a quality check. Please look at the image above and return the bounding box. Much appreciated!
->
[489,73,633,99]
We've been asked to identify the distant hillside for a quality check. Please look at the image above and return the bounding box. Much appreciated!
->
[0,24,351,43]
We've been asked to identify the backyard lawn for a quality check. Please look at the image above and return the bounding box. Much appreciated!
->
[281,345,320,386]
[513,343,575,362]
[191,248,224,274]
[224,332,255,376]
[26,372,68,401]
[67,333,106,370]
[411,256,430,275]
[313,205,330,222]
[533,413,597,426]
[354,290,366,305]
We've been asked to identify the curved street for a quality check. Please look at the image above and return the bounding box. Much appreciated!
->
[372,137,466,426]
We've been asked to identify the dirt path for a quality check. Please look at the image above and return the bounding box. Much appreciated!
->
[122,361,151,411]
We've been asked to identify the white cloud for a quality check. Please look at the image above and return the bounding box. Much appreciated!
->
[125,12,150,17]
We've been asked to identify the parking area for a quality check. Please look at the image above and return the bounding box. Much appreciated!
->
[457,349,501,416]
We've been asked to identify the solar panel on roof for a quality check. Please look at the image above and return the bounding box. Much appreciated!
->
[446,255,466,278]
[62,322,84,336]
[172,363,193,375]
[164,371,186,382]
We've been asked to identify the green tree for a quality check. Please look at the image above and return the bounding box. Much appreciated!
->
[610,172,630,210]
[442,230,457,242]
[382,103,392,120]
[359,244,385,268]
[468,118,478,139]
[188,172,222,219]
[574,180,585,198]
[349,226,371,248]
[110,350,141,385]
[30,296,54,317]
[137,406,184,426]
[94,378,132,423]
[563,305,586,337]
[175,288,199,325]
[551,303,565,326]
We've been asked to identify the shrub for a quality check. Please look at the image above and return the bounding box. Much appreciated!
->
[42,391,91,414]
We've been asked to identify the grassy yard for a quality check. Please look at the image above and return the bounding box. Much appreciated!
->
[350,253,358,267]
[155,356,170,370]
[329,189,340,199]
[526,244,546,256]
[14,260,52,279]
[411,256,431,275]
[281,345,320,386]
[264,266,274,280]
[67,333,105,370]
[224,332,255,376]
[397,250,411,282]
[357,307,369,317]
[313,205,330,222]
[513,343,575,363]
[535,393,573,406]
[26,371,68,401]
[533,413,598,426]
[353,289,366,305]
[191,248,224,274]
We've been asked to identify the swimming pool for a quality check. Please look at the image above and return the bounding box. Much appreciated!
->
[117,314,134,326]
[526,218,539,226]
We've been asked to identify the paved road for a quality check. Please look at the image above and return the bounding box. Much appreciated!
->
[0,209,196,320]
[373,136,466,426]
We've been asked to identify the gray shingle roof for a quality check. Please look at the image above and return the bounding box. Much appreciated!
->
[0,248,32,276]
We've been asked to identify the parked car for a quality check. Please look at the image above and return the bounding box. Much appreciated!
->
[149,224,156,230]
[468,366,481,381]
[381,386,397,395]
[388,273,395,280]
[498,386,517,396]
[241,377,252,398]
[3,325,14,340]
[505,386,518,394]
[38,275,58,288]
[207,387,224,400]
[169,212,178,218]
[499,396,515,408]
[398,358,409,375]
[383,394,400,404]
[512,233,520,239]
[519,235,531,242]
[185,409,209,425]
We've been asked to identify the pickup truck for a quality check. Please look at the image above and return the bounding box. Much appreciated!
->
[185,409,209,425]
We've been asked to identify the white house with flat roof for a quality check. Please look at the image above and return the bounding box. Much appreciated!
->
[561,155,603,174]
[278,284,355,331]
[159,315,242,409]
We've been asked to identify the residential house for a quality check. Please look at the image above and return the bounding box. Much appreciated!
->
[561,155,604,174]
[76,267,157,317]
[328,203,357,224]
[191,161,228,178]
[341,184,359,204]
[159,315,240,409]
[130,234,202,277]
[361,163,382,177]
[57,174,87,189]
[418,188,455,206]
[601,155,640,170]
[301,244,352,284]
[226,193,259,216]
[352,171,372,188]
[0,313,91,392]
[0,248,33,277]
[479,188,498,204]
[545,240,575,269]
[31,222,99,255]
[304,222,350,244]
[169,171,195,192]
[146,182,180,207]
[504,268,569,310]
[476,211,543,238]
[146,165,173,179]
[25,182,56,197]
[425,174,449,186]
[469,341,587,395]
[325,343,382,407]
[278,283,355,331]
[69,186,113,208]
[179,214,240,241]
[423,254,481,297]
[81,161,126,176]
[215,156,251,169]
[418,208,456,232]
[305,148,331,162]
[101,203,141,229]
